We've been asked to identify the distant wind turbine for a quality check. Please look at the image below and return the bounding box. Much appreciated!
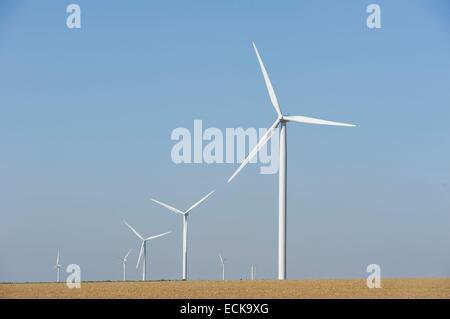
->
[54,250,62,282]
[150,190,215,280]
[124,221,171,281]
[228,42,356,280]
[251,264,256,280]
[219,254,226,281]
[120,249,132,281]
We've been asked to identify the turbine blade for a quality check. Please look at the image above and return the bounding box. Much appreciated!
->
[185,190,215,214]
[124,249,132,259]
[146,231,171,241]
[253,42,282,117]
[150,198,184,215]
[284,115,356,127]
[228,119,280,183]
[219,254,223,264]
[136,241,144,269]
[124,220,144,240]
[56,250,59,265]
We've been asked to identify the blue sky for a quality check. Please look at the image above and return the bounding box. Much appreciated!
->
[0,0,449,282]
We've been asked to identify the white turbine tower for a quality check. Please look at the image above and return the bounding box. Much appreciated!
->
[124,221,171,281]
[120,249,132,281]
[219,254,226,281]
[150,190,215,280]
[54,250,62,282]
[228,42,356,280]
[251,264,256,280]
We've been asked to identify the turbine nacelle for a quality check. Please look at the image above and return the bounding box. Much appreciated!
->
[121,249,132,264]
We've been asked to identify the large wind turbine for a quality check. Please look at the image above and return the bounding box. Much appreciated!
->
[124,221,171,281]
[120,249,132,281]
[219,254,226,281]
[150,190,215,280]
[228,42,356,280]
[54,250,62,282]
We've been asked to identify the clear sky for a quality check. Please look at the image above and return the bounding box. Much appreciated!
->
[0,0,449,282]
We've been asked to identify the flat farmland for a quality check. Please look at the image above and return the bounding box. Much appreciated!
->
[1,278,449,299]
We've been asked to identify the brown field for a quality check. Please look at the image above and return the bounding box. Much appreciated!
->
[1,278,449,299]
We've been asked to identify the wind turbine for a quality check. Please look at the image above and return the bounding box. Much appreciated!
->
[228,42,356,280]
[219,254,226,281]
[120,249,132,281]
[54,250,62,282]
[251,264,256,280]
[150,190,215,280]
[124,221,171,281]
